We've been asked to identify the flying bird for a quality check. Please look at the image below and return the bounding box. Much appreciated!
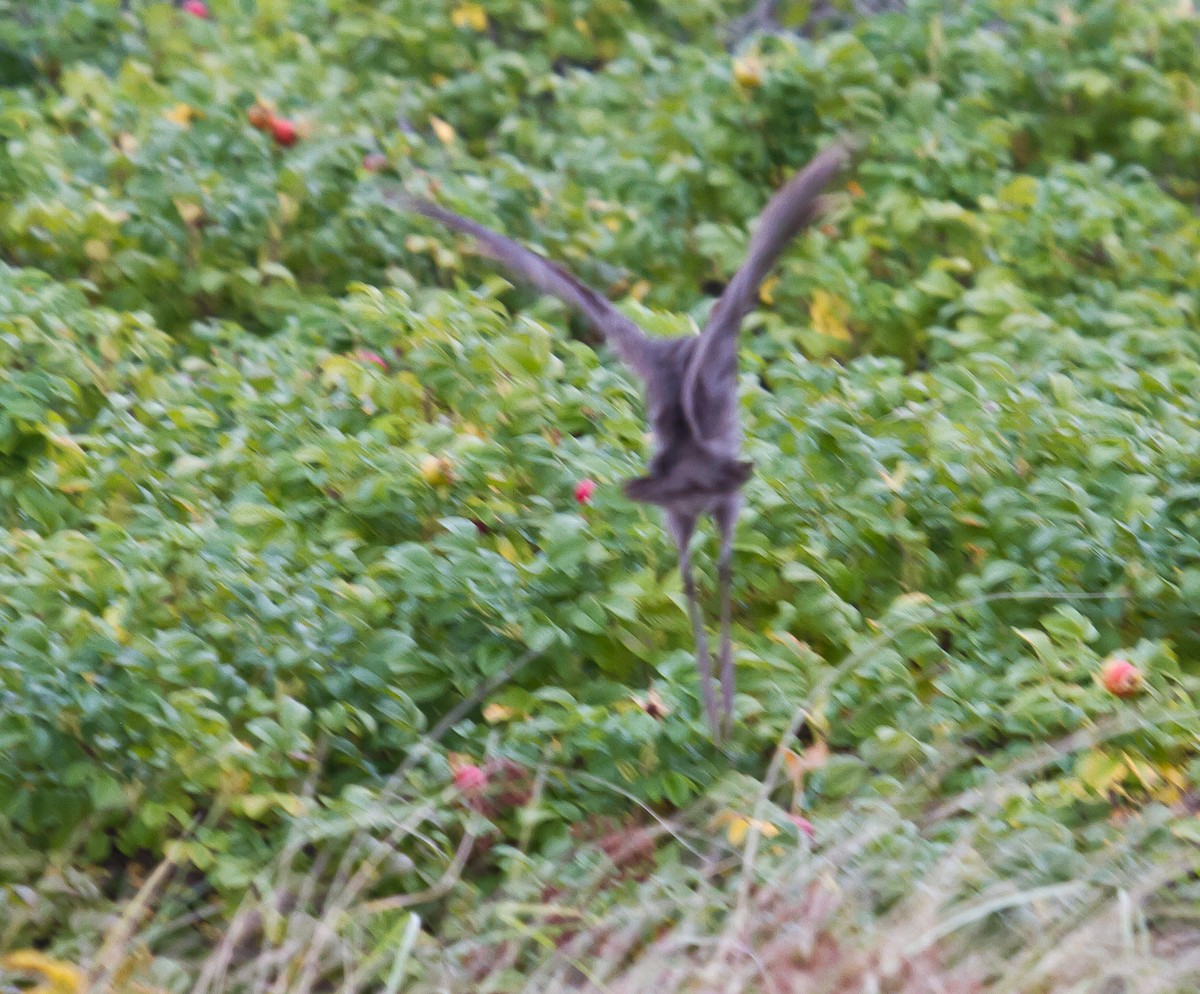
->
[391,141,850,739]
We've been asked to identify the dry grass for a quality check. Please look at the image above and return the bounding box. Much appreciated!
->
[13,593,1194,994]
[66,715,1200,994]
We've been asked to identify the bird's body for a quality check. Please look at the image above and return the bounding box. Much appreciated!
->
[626,335,750,510]
[393,141,850,739]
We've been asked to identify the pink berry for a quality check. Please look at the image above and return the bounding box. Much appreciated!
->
[453,764,487,793]
[362,153,389,173]
[574,478,596,505]
[354,349,387,370]
[788,814,815,838]
[1100,658,1142,698]
[182,0,210,17]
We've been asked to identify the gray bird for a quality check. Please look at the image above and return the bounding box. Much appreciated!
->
[392,141,850,740]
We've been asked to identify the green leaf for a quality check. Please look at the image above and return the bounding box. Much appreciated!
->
[89,775,125,811]
[1075,751,1125,795]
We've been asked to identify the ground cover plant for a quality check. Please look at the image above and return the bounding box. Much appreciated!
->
[2,0,1200,990]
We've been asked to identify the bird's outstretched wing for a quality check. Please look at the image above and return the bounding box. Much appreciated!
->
[389,193,653,379]
[681,141,851,442]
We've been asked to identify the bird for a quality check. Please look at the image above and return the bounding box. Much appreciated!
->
[390,140,851,740]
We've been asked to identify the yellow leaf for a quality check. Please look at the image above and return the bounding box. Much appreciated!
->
[721,812,779,845]
[1122,753,1161,790]
[1,951,84,993]
[237,794,271,819]
[629,279,651,302]
[483,702,515,723]
[1154,784,1183,806]
[879,461,911,493]
[429,115,457,145]
[219,767,252,796]
[103,604,129,645]
[495,536,520,563]
[998,175,1039,208]
[732,54,764,89]
[174,198,203,226]
[809,290,852,341]
[163,103,196,127]
[758,275,779,306]
[47,433,86,460]
[451,2,487,30]
[274,792,308,816]
[83,238,109,263]
[277,192,300,225]
[1162,764,1189,789]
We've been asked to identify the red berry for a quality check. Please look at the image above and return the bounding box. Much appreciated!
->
[362,152,388,173]
[270,117,299,147]
[1100,657,1142,697]
[574,478,596,505]
[354,349,387,370]
[181,0,210,17]
[453,764,487,794]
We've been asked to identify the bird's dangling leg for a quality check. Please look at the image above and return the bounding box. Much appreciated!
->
[668,510,721,740]
[714,498,741,738]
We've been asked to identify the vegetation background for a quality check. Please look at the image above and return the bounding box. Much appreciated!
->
[2,0,1200,990]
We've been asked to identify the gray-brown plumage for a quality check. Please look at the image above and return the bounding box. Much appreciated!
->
[392,141,849,739]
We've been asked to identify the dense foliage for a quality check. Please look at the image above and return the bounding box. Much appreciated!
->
[3,0,1200,983]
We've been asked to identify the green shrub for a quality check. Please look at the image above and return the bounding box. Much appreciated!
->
[3,0,1200,960]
